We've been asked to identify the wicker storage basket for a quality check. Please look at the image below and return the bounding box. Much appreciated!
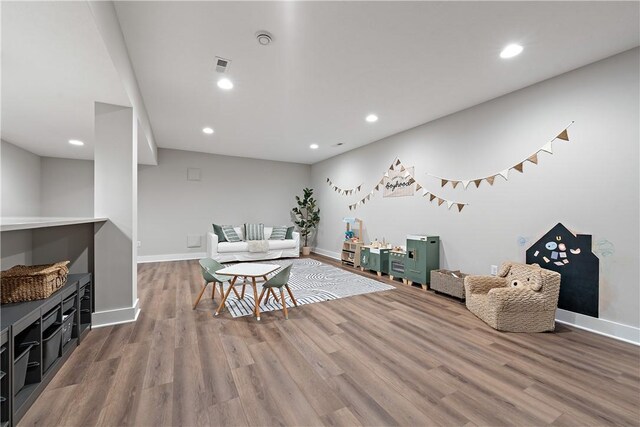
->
[1,261,70,304]
[430,269,468,299]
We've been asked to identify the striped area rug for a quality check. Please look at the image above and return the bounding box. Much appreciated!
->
[221,258,394,318]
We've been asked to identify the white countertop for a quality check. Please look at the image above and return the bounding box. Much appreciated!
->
[1,217,108,232]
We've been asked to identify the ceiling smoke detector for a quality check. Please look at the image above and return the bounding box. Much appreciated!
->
[256,31,273,46]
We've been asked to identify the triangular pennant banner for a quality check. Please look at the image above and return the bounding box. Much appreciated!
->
[400,166,406,172]
[446,201,453,209]
[357,185,362,191]
[429,194,436,202]
[416,184,422,191]
[556,129,569,141]
[499,169,509,180]
[395,159,401,166]
[473,179,482,188]
[375,185,379,191]
[441,179,448,187]
[451,181,460,189]
[486,175,496,186]
[326,178,330,183]
[540,141,553,154]
[437,198,445,206]
[462,180,471,189]
[457,203,465,212]
[513,162,524,173]
[527,153,538,164]
[349,205,353,211]
[384,172,389,178]
[422,189,428,196]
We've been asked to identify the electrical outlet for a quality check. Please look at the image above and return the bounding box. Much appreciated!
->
[137,241,141,248]
[491,265,498,276]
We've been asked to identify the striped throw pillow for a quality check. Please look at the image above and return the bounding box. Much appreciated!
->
[269,226,288,240]
[244,223,264,241]
[221,225,241,243]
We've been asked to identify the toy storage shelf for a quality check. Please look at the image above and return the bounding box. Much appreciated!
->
[0,273,92,426]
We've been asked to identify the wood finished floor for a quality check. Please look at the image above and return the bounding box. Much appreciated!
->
[19,255,640,427]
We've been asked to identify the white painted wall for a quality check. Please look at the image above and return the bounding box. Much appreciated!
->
[94,102,138,325]
[137,148,311,258]
[1,140,41,216]
[40,157,94,217]
[311,48,639,331]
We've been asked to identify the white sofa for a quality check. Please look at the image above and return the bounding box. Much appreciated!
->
[207,226,300,263]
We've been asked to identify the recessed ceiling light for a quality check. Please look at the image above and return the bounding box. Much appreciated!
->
[202,127,214,134]
[217,78,233,90]
[68,139,84,146]
[500,44,523,59]
[309,144,319,149]
[365,114,378,123]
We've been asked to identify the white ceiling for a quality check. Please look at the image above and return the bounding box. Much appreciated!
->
[114,1,639,164]
[1,1,130,160]
[2,2,638,165]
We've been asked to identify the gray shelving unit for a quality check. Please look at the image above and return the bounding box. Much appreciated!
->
[0,273,92,426]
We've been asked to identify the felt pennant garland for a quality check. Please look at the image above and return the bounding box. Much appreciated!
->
[427,122,574,189]
[349,158,468,212]
[326,179,363,196]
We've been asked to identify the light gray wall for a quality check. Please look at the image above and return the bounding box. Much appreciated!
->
[40,157,94,217]
[94,102,138,315]
[311,48,639,328]
[1,140,41,216]
[138,148,311,256]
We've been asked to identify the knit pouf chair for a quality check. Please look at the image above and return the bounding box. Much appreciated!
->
[464,262,560,332]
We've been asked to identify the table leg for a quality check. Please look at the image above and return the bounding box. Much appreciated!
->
[215,276,237,316]
[252,277,260,321]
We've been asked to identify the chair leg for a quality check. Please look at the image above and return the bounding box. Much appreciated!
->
[268,288,277,301]
[280,288,289,320]
[215,277,238,316]
[211,282,217,300]
[285,284,298,307]
[241,283,247,299]
[193,282,208,310]
[257,287,267,306]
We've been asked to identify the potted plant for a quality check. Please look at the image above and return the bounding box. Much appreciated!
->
[292,188,320,256]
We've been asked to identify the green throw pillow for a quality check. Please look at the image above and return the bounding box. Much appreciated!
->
[244,223,265,241]
[221,225,241,243]
[269,226,288,240]
[285,226,294,239]
[212,223,227,243]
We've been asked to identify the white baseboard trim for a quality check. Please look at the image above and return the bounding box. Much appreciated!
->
[312,248,341,260]
[93,298,140,327]
[555,309,639,346]
[137,252,207,263]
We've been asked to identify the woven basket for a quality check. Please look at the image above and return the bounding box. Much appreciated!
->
[430,269,468,299]
[1,261,70,304]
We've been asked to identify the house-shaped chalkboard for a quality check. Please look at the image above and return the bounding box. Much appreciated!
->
[526,223,599,318]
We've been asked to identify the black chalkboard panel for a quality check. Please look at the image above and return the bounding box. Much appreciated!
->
[526,223,599,318]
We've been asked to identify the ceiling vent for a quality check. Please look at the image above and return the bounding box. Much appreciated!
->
[215,57,231,73]
[256,31,273,46]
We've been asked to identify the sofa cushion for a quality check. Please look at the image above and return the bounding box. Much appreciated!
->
[244,223,264,241]
[268,239,297,250]
[218,241,249,253]
[269,226,288,240]
[221,225,242,243]
[212,223,227,243]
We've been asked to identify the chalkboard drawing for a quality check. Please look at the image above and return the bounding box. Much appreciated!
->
[526,223,599,318]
